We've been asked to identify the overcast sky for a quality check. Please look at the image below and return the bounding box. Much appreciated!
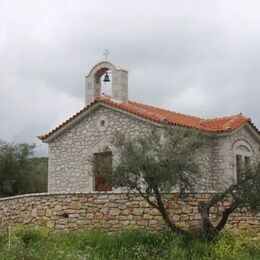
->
[0,0,260,156]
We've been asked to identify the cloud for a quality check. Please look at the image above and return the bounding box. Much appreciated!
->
[164,86,208,116]
[0,74,82,156]
[0,0,259,156]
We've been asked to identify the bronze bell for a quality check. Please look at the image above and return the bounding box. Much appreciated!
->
[103,72,110,82]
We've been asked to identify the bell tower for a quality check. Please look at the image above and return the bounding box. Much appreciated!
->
[85,59,128,105]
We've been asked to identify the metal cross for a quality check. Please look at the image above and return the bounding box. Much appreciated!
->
[103,49,110,61]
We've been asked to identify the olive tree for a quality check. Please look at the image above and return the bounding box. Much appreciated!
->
[0,140,47,197]
[107,128,208,234]
[103,128,260,236]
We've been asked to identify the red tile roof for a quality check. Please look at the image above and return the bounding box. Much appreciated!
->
[39,97,259,141]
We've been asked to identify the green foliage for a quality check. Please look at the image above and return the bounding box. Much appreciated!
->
[28,157,48,193]
[211,232,258,260]
[236,165,260,211]
[111,127,209,193]
[104,128,210,234]
[199,164,260,235]
[0,140,34,196]
[13,226,50,247]
[0,140,48,197]
[106,128,259,235]
[0,227,259,259]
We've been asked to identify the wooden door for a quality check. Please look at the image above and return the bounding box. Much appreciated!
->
[94,151,112,191]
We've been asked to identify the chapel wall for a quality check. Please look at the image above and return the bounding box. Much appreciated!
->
[48,106,155,193]
[210,126,260,191]
[193,142,213,192]
[48,106,259,194]
[48,106,216,193]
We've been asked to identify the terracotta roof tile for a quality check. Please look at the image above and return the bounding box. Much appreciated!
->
[39,97,259,141]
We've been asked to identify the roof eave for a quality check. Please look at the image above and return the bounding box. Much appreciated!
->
[213,122,260,143]
[100,103,164,127]
[39,103,101,143]
[38,98,260,143]
[39,101,165,143]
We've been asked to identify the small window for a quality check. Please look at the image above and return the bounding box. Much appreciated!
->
[245,156,251,169]
[94,152,112,191]
[236,155,243,182]
[96,116,109,131]
[100,120,105,127]
[233,140,254,183]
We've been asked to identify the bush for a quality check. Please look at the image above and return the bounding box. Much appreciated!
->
[0,227,259,259]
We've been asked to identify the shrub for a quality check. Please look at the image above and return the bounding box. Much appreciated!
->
[0,227,259,259]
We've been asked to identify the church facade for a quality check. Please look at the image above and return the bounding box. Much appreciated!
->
[39,61,260,194]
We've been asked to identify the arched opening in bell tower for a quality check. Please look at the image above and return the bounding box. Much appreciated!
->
[100,70,112,97]
[94,67,112,97]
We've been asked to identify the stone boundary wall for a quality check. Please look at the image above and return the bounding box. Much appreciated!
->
[0,193,259,233]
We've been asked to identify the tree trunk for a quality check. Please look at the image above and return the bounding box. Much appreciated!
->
[198,202,215,235]
[198,199,241,236]
[215,201,240,232]
[153,186,185,234]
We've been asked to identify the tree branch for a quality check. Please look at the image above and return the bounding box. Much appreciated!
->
[204,174,256,211]
[153,185,185,234]
[214,200,241,232]
[136,187,159,210]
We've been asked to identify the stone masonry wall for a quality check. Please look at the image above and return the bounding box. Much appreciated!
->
[48,105,259,194]
[0,193,259,233]
[211,126,260,191]
[48,106,155,193]
[48,106,215,193]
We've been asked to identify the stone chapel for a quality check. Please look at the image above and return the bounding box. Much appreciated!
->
[39,60,260,194]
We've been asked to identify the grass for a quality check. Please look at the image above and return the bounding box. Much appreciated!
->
[0,226,259,259]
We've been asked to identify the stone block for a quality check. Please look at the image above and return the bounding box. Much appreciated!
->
[31,208,37,217]
[94,212,103,220]
[133,208,144,216]
[182,205,192,214]
[149,208,159,216]
[248,220,259,225]
[118,204,127,210]
[69,214,80,218]
[55,224,66,229]
[110,209,120,216]
[100,207,108,214]
[143,214,153,220]
[192,214,201,220]
[121,209,130,215]
[189,220,201,227]
[54,205,62,211]
[180,215,189,221]
[121,221,130,226]
[172,215,180,221]
[223,201,231,207]
[174,209,182,214]
[64,209,76,214]
[139,201,149,207]
[70,201,81,210]
[86,213,94,220]
[149,220,158,226]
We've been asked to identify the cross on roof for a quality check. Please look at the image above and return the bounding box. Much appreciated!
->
[103,49,110,61]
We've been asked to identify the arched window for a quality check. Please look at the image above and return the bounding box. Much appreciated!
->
[233,140,253,182]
